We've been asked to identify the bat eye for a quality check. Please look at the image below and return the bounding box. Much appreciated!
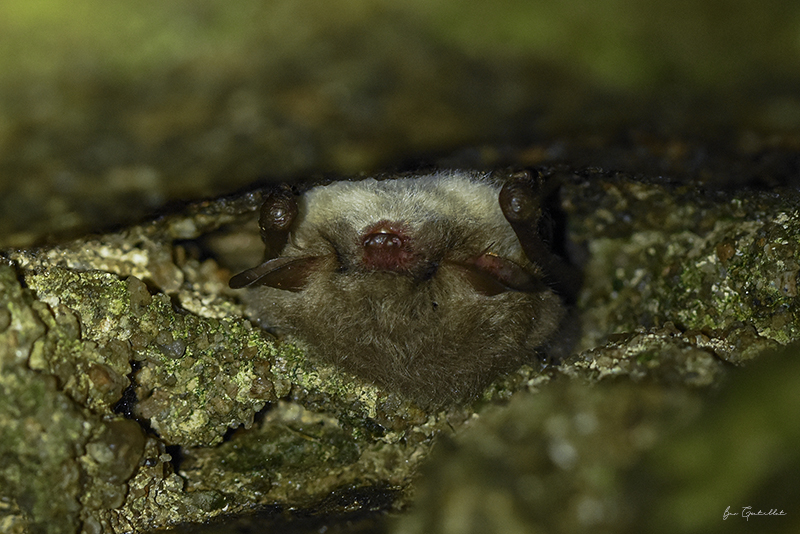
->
[259,187,297,234]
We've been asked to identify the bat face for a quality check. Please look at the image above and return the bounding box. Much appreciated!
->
[231,170,566,407]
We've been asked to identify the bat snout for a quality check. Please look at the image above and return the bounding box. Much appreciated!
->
[360,220,422,273]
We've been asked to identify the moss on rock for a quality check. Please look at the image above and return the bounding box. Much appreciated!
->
[563,170,800,354]
[2,168,799,532]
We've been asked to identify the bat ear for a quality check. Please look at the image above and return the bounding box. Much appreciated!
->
[445,254,546,296]
[229,256,321,291]
[259,185,298,258]
[498,170,543,225]
[498,170,583,303]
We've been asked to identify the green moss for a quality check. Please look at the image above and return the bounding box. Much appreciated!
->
[180,401,390,507]
[0,265,94,533]
[2,198,454,531]
[569,172,800,357]
[4,168,798,532]
[20,268,281,447]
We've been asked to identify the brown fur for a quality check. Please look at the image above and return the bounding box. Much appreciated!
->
[241,171,565,407]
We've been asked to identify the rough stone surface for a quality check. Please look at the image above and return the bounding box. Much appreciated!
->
[394,379,704,534]
[0,199,472,532]
[2,169,799,533]
[2,2,799,532]
[560,169,798,355]
[394,344,800,534]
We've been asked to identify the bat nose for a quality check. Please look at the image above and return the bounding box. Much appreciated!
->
[360,221,418,272]
[363,231,404,249]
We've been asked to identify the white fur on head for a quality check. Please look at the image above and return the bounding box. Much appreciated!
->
[290,170,526,263]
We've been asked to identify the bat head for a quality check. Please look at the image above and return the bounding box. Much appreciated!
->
[230,170,567,407]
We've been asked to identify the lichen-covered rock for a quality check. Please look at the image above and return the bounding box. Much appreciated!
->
[394,378,705,534]
[2,169,799,533]
[0,265,94,534]
[394,344,800,534]
[560,325,728,387]
[0,265,153,534]
[561,170,800,353]
[0,195,465,532]
[16,268,276,447]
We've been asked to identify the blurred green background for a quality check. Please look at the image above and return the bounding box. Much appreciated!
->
[1,0,799,246]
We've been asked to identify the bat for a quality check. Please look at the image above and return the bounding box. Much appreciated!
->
[230,169,571,407]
